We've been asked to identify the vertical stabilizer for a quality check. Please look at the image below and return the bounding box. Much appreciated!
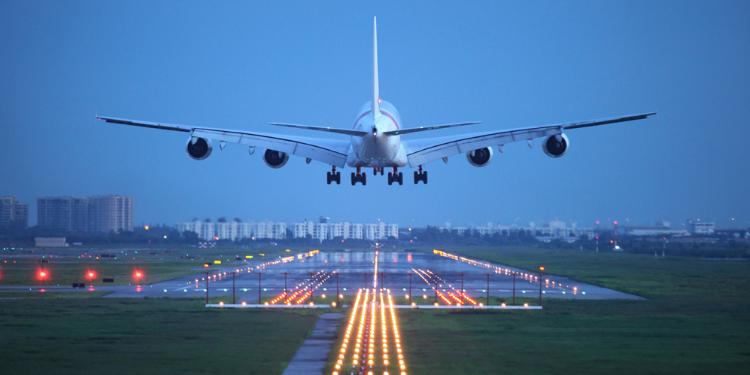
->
[372,16,380,117]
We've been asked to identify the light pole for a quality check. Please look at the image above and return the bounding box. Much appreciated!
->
[205,271,209,305]
[231,271,236,305]
[538,266,545,307]
[408,271,412,302]
[460,272,464,305]
[485,273,490,306]
[310,272,314,301]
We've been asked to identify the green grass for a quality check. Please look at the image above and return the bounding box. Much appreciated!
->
[393,247,750,374]
[0,297,320,375]
[0,259,199,286]
[0,246,318,286]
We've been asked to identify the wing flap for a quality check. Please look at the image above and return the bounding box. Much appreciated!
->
[192,128,349,167]
[97,115,349,167]
[405,112,655,167]
[406,126,561,167]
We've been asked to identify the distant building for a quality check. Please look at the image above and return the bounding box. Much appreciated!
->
[177,219,287,241]
[0,196,28,231]
[37,195,133,233]
[532,220,593,243]
[625,222,689,237]
[293,220,397,241]
[687,220,715,235]
[34,237,68,248]
[439,220,592,242]
[177,219,397,242]
[88,195,133,233]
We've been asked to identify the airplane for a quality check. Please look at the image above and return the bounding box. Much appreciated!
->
[97,17,655,186]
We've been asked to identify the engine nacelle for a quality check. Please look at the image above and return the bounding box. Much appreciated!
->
[466,147,493,167]
[542,134,570,158]
[186,137,212,160]
[263,149,289,168]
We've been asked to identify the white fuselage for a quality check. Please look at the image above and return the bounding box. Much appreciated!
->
[346,100,408,168]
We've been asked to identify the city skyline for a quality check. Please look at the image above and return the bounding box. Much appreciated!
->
[1,193,746,229]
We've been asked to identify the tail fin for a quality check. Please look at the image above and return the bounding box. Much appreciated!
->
[372,16,380,117]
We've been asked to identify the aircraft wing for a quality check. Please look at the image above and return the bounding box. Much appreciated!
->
[403,112,655,167]
[97,116,351,167]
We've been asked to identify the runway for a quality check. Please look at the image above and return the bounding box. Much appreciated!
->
[0,249,641,302]
[99,249,641,302]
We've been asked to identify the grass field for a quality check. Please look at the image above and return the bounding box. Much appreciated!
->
[395,247,750,374]
[0,296,320,375]
[0,258,199,286]
[0,245,316,286]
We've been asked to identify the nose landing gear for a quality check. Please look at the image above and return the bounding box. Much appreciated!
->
[387,167,403,185]
[326,166,341,185]
[414,165,428,184]
[351,166,367,185]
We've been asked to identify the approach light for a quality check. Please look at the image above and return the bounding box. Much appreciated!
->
[132,269,145,282]
[85,270,97,281]
[36,269,50,281]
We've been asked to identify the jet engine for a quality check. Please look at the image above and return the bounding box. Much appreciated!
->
[542,134,570,158]
[466,147,493,167]
[263,149,289,168]
[186,137,212,160]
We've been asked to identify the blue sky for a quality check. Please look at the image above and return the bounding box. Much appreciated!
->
[2,0,749,227]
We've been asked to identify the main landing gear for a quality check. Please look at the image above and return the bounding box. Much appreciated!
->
[351,167,367,185]
[387,167,403,185]
[326,166,341,185]
[414,165,428,184]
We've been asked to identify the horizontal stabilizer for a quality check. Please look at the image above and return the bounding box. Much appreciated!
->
[269,122,368,137]
[382,121,480,136]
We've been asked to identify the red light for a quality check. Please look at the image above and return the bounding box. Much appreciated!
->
[36,268,50,281]
[132,269,145,282]
[85,270,97,281]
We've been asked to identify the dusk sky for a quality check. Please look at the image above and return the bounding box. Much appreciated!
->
[2,1,749,227]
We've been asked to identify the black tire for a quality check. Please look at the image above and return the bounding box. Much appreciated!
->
[326,172,332,184]
[362,173,367,185]
[423,171,428,184]
[335,172,341,184]
[413,171,419,184]
[398,172,404,185]
[350,172,356,185]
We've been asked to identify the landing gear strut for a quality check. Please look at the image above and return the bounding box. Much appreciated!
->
[351,167,367,185]
[414,165,428,184]
[326,166,341,185]
[387,167,403,185]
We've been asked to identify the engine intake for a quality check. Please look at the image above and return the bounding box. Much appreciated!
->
[542,134,569,158]
[263,149,289,168]
[186,137,212,160]
[466,147,493,167]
